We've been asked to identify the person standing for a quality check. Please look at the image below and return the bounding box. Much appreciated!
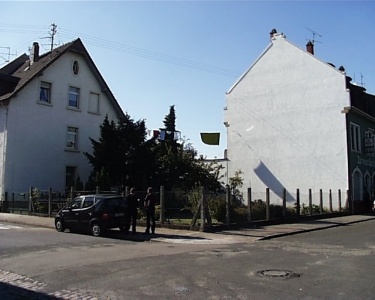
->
[125,187,139,235]
[144,187,157,234]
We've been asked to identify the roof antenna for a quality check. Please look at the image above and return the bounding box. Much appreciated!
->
[50,23,57,54]
[306,27,323,45]
[39,23,58,56]
[0,46,16,64]
[360,73,365,88]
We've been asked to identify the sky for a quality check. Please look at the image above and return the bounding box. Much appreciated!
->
[1,1,374,159]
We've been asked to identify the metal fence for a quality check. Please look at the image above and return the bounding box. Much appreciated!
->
[0,185,359,232]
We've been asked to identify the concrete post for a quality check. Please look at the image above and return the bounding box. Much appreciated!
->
[226,184,230,225]
[247,188,252,222]
[266,188,270,221]
[282,188,287,219]
[160,186,165,225]
[29,187,32,213]
[296,188,300,217]
[329,189,333,213]
[200,186,206,232]
[48,187,52,217]
[11,192,14,213]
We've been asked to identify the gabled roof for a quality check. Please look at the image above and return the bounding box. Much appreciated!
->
[0,38,125,118]
[226,32,345,95]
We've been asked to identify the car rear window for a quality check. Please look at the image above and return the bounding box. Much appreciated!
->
[105,197,126,211]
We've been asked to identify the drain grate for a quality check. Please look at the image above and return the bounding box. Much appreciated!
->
[257,269,300,279]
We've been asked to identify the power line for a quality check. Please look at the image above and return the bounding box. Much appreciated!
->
[0,23,242,77]
[57,28,242,77]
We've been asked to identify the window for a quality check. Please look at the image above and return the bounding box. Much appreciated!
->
[350,123,361,152]
[72,60,79,75]
[364,130,375,155]
[82,197,94,208]
[39,81,51,103]
[88,92,99,113]
[69,86,80,108]
[67,127,78,149]
[68,197,82,210]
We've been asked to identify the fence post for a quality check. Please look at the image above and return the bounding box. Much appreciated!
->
[347,190,352,214]
[296,188,300,217]
[200,186,206,232]
[329,189,333,213]
[266,188,270,221]
[282,188,287,219]
[226,184,230,225]
[319,189,323,215]
[338,189,342,213]
[247,188,252,222]
[160,186,165,225]
[29,186,33,213]
[11,192,14,213]
[48,187,52,217]
[3,192,8,212]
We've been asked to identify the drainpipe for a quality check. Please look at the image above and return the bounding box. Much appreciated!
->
[0,101,8,201]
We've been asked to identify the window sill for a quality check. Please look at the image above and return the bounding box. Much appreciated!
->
[64,148,80,153]
[88,111,101,115]
[38,101,52,106]
[66,107,81,112]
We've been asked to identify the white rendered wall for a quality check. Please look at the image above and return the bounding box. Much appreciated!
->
[4,52,120,193]
[224,34,350,208]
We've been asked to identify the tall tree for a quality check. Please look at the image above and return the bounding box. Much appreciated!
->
[84,114,149,190]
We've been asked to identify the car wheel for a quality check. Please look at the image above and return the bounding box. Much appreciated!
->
[91,222,101,237]
[119,225,126,232]
[55,219,65,232]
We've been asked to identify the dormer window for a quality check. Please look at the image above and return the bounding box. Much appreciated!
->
[72,60,79,75]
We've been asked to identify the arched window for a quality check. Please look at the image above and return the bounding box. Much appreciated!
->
[72,60,79,75]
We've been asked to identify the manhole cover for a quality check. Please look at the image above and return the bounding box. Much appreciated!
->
[257,269,300,279]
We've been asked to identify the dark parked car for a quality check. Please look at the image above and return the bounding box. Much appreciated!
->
[55,194,128,236]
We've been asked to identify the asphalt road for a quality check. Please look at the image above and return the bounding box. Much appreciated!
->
[0,220,375,299]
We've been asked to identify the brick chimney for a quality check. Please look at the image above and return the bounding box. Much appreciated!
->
[30,42,39,65]
[270,29,277,40]
[306,41,314,55]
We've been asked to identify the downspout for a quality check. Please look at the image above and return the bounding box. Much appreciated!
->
[342,106,353,213]
[0,101,8,201]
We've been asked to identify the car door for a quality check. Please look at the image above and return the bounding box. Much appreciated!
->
[62,197,83,229]
[79,196,95,229]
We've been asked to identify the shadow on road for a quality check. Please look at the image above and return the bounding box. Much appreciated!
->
[67,229,211,242]
[0,282,59,300]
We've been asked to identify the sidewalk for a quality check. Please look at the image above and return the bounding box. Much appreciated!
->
[0,212,374,245]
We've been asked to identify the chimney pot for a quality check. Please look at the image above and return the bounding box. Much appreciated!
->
[270,29,277,40]
[30,42,39,65]
[306,41,314,55]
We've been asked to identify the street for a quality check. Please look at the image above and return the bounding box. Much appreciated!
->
[0,220,375,299]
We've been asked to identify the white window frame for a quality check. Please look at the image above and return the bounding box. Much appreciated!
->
[39,81,51,104]
[68,86,80,108]
[88,92,100,114]
[350,123,361,152]
[66,126,78,149]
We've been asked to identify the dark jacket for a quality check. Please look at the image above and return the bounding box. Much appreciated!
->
[126,193,138,212]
